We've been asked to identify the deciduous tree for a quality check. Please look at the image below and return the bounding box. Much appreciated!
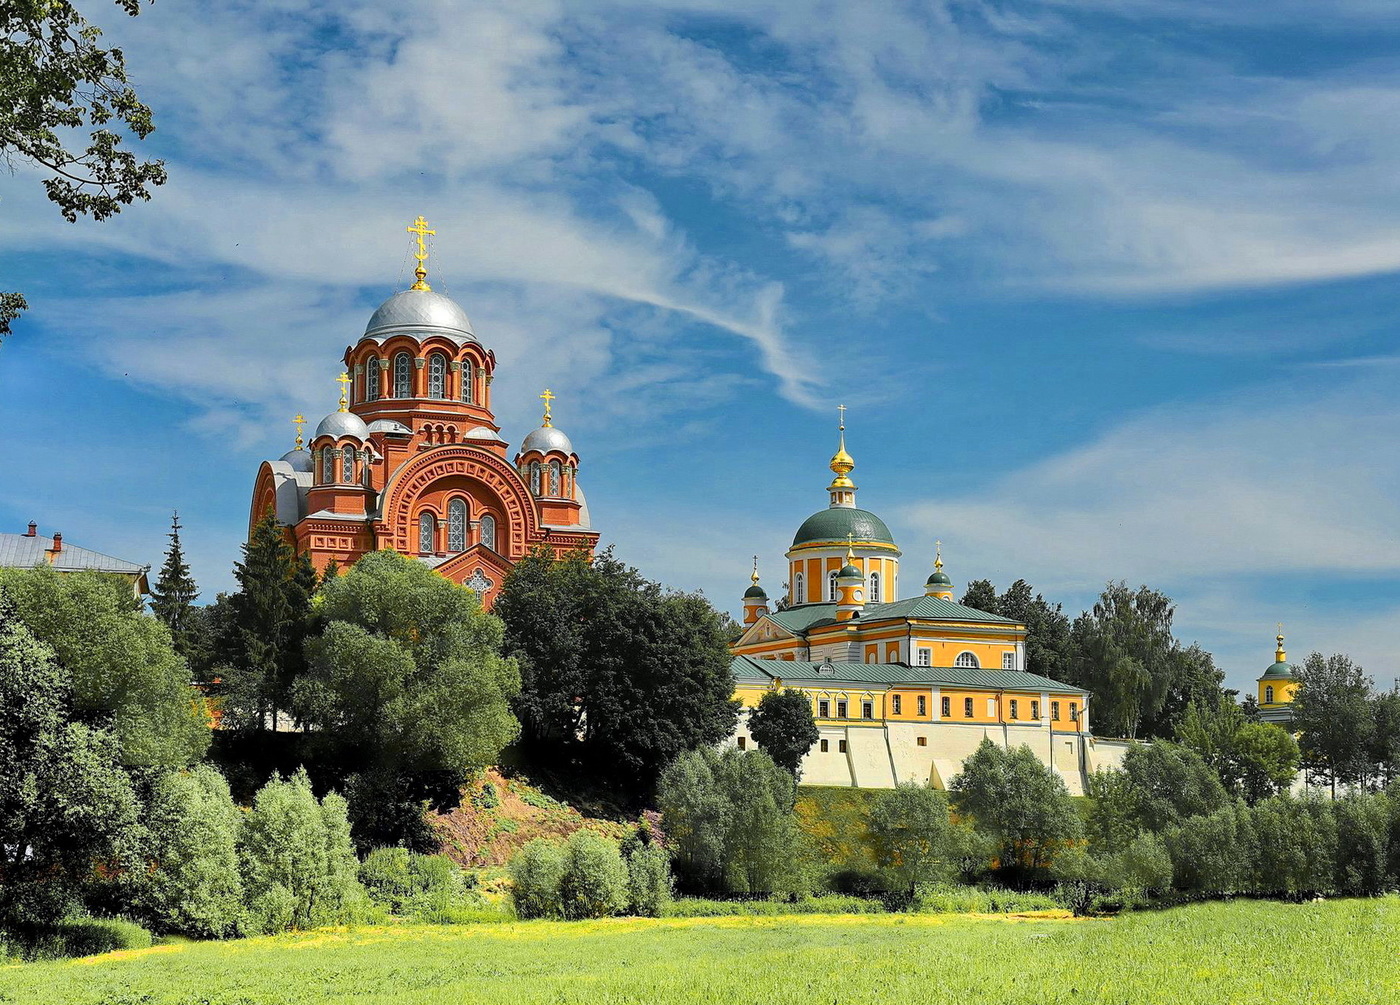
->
[747,688,819,780]
[867,783,957,896]
[1292,652,1374,796]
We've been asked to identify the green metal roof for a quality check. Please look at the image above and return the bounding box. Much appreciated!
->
[743,584,768,599]
[791,508,899,550]
[1259,660,1297,680]
[732,656,1085,694]
[763,595,1019,637]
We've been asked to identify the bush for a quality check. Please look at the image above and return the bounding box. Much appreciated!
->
[912,884,1061,914]
[663,894,885,917]
[625,843,672,917]
[1333,794,1390,896]
[509,839,567,920]
[140,764,245,938]
[1250,795,1336,896]
[359,847,416,914]
[560,830,628,920]
[6,917,155,960]
[867,784,956,897]
[1165,804,1251,894]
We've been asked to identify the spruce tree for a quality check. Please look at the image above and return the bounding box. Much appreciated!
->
[150,511,200,658]
[227,510,309,728]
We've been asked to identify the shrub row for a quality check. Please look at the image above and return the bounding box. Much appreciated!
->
[510,831,671,919]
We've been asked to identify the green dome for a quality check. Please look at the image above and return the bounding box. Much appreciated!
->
[744,584,768,600]
[926,570,952,586]
[1260,660,1296,680]
[792,507,898,550]
[837,562,862,579]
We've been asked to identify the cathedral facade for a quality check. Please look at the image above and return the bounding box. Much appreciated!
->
[248,220,598,607]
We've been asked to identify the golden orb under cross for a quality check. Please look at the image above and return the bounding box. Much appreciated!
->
[293,413,306,450]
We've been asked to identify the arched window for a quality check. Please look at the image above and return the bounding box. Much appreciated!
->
[366,357,380,400]
[529,461,542,495]
[954,651,980,669]
[341,446,354,483]
[828,570,839,601]
[447,499,467,551]
[548,460,562,496]
[321,449,334,484]
[565,464,575,496]
[480,514,497,552]
[793,573,804,604]
[869,571,881,603]
[1265,685,1274,704]
[428,353,447,398]
[418,512,435,554]
[394,352,413,398]
[461,365,474,403]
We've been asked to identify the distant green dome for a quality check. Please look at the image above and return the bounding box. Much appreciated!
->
[926,570,952,586]
[744,584,768,600]
[791,508,898,550]
[837,562,862,579]
[1261,660,1296,680]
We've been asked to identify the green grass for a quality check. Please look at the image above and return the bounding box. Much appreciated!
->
[0,898,1394,1004]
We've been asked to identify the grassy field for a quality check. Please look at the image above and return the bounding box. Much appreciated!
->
[1,898,1395,1005]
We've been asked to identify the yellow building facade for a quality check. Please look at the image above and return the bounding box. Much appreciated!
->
[729,418,1128,792]
[1257,630,1300,726]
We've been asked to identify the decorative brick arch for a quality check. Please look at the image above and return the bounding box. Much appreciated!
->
[377,446,539,560]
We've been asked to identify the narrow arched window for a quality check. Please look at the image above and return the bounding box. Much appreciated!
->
[428,353,447,398]
[448,499,467,551]
[529,461,541,495]
[793,573,804,604]
[461,364,474,403]
[480,514,497,551]
[341,446,354,483]
[548,460,562,496]
[394,352,413,398]
[955,651,980,668]
[321,449,334,484]
[366,358,380,400]
[565,464,575,497]
[828,570,839,601]
[1265,686,1274,704]
[869,571,881,603]
[418,512,435,554]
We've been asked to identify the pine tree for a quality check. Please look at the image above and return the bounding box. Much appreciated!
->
[150,511,200,658]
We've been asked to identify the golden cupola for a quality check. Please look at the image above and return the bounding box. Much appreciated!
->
[827,403,857,508]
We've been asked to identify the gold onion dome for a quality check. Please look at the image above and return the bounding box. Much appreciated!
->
[827,403,855,489]
[744,557,768,599]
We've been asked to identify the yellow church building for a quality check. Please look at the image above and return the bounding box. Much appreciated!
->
[728,415,1130,794]
[1257,630,1300,726]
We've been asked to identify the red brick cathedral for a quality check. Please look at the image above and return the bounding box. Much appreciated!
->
[249,219,599,607]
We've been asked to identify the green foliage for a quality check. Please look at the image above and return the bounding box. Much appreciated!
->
[1371,692,1400,789]
[867,783,957,895]
[297,550,521,848]
[149,511,201,663]
[912,883,1062,914]
[1119,742,1229,832]
[359,848,466,921]
[624,843,672,917]
[1163,803,1252,894]
[1333,793,1391,896]
[560,830,629,920]
[496,548,738,799]
[1233,721,1301,802]
[746,688,819,779]
[0,566,209,766]
[509,839,568,920]
[139,765,244,938]
[1293,652,1375,794]
[0,587,140,931]
[949,739,1082,876]
[0,290,25,340]
[1249,795,1337,896]
[663,894,886,917]
[960,579,1075,682]
[658,747,805,896]
[237,770,367,933]
[12,917,154,961]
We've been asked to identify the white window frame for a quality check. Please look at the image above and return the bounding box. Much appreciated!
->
[955,651,980,669]
[916,647,931,667]
[1002,651,1016,670]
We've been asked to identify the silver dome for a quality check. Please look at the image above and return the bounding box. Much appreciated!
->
[314,410,371,441]
[364,289,476,342]
[279,448,313,472]
[367,418,413,436]
[520,425,575,456]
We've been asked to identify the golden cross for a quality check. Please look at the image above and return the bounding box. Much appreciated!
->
[935,539,943,570]
[540,387,556,427]
[293,413,305,450]
[751,555,760,585]
[837,403,846,430]
[407,215,436,291]
[336,372,351,412]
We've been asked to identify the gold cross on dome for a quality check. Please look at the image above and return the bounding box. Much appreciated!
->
[336,372,351,412]
[407,215,436,291]
[293,414,306,450]
[837,403,847,430]
[540,388,556,427]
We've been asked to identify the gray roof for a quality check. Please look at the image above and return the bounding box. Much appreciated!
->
[315,410,371,441]
[732,656,1085,694]
[519,424,575,456]
[0,532,147,577]
[279,448,313,472]
[767,596,1018,636]
[364,289,476,344]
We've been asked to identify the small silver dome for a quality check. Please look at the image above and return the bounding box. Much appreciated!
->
[364,289,476,342]
[315,410,371,441]
[367,418,413,436]
[520,425,575,456]
[465,425,507,443]
[279,448,313,472]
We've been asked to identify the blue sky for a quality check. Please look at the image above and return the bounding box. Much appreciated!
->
[4,0,1400,695]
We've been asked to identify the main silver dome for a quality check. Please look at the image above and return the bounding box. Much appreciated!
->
[520,425,575,456]
[364,289,476,342]
[315,410,371,441]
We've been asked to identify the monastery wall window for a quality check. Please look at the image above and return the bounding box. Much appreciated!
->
[1009,699,1019,720]
[1031,700,1040,720]
[861,700,874,720]
[428,353,448,399]
[818,699,830,718]
[447,499,468,551]
[794,573,804,604]
[418,512,435,554]
[963,697,973,718]
[869,571,881,603]
[548,460,561,496]
[941,696,950,717]
[916,647,930,666]
[394,352,413,398]
[480,514,497,552]
[529,461,542,495]
[828,570,838,601]
[321,449,334,484]
[341,448,354,483]
[1052,701,1060,721]
[1265,685,1274,703]
[891,695,902,715]
[1070,701,1079,722]
[917,695,927,716]
[820,739,829,753]
[955,651,980,669]
[837,700,848,719]
[1002,651,1016,670]
[737,737,746,750]
[838,740,847,753]
[367,357,381,400]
